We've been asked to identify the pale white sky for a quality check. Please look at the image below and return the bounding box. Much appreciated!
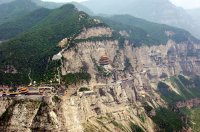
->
[170,0,200,9]
[42,0,87,3]
[42,0,200,9]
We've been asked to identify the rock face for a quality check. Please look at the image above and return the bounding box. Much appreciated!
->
[62,29,200,92]
[61,27,200,131]
[176,98,200,109]
[58,27,200,131]
[0,88,155,132]
[76,27,112,39]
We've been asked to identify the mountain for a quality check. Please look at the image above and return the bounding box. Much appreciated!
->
[0,2,200,132]
[0,0,92,12]
[70,2,93,15]
[100,15,198,46]
[0,0,14,4]
[0,8,50,41]
[0,0,92,27]
[0,4,103,85]
[82,0,191,22]
[32,0,93,13]
[82,0,200,39]
[0,0,40,25]
[0,11,199,131]
[0,3,198,85]
[0,0,64,9]
[0,7,92,42]
[0,2,91,41]
[1,21,200,130]
[32,0,93,14]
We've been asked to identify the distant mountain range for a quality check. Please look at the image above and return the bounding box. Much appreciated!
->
[0,8,50,40]
[0,0,40,25]
[100,15,198,46]
[82,0,200,39]
[0,0,14,4]
[0,0,92,26]
[0,0,64,9]
[0,0,196,44]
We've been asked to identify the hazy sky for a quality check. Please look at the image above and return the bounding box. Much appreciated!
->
[42,0,200,9]
[42,0,86,3]
[170,0,200,9]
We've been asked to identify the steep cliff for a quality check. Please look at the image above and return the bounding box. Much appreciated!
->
[61,26,200,96]
[59,26,200,131]
[0,90,155,132]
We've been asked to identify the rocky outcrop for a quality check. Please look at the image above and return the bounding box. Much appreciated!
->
[176,98,200,109]
[0,85,156,132]
[76,27,112,39]
[0,99,40,131]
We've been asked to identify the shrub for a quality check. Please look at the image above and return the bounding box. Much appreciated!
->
[79,87,90,92]
[52,96,61,103]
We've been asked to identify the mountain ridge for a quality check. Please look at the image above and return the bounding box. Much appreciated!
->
[0,0,40,25]
[82,0,200,39]
[100,15,199,46]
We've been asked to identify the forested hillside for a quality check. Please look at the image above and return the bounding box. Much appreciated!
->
[101,15,199,46]
[0,4,99,85]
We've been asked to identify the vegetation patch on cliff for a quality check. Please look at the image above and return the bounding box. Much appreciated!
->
[63,72,91,85]
[111,120,129,131]
[129,122,144,132]
[79,87,90,92]
[152,107,185,132]
[157,81,184,104]
[0,101,15,125]
[158,75,200,104]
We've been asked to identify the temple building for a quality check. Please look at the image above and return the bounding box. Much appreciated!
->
[99,54,110,66]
